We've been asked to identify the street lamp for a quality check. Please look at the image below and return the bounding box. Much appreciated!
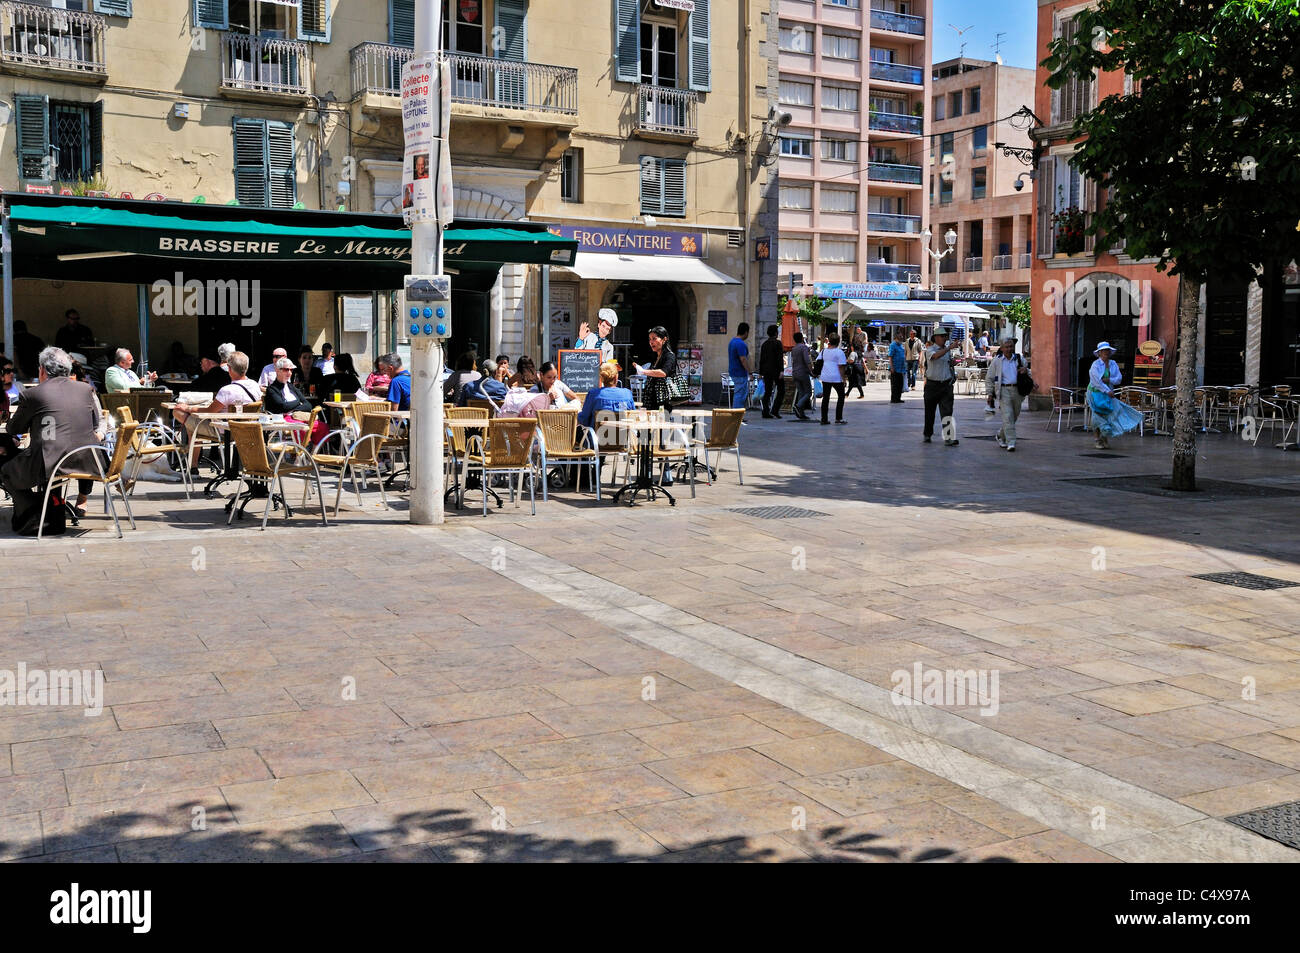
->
[922,226,957,302]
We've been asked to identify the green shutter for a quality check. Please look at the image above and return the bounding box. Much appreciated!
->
[639,156,661,215]
[15,94,49,182]
[93,0,133,16]
[687,0,710,91]
[89,101,103,174]
[299,0,330,43]
[266,121,297,209]
[233,117,268,207]
[614,0,639,83]
[662,158,686,217]
[389,0,414,47]
[495,0,527,61]
[193,0,227,30]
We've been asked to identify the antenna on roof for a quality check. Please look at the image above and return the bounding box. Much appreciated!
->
[992,31,1006,63]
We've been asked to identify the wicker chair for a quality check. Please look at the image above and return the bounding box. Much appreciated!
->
[445,407,489,506]
[536,408,600,501]
[650,418,697,497]
[592,409,632,486]
[227,421,327,530]
[310,412,391,515]
[467,396,498,417]
[134,390,170,424]
[465,418,539,516]
[126,416,193,500]
[37,421,139,540]
[692,408,745,485]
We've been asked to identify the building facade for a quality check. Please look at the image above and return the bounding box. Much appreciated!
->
[1,0,771,394]
[776,0,933,296]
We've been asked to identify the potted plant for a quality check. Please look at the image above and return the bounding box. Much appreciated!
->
[1051,188,1087,256]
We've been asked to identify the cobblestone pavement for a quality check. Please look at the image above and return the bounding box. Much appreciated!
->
[3,383,1299,862]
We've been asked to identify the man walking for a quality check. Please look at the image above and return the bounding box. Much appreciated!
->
[905,328,922,391]
[789,331,813,420]
[728,322,751,409]
[922,322,960,446]
[759,324,786,419]
[888,333,907,403]
[985,337,1025,451]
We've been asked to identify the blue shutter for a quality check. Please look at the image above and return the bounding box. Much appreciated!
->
[495,0,527,60]
[614,0,639,83]
[299,0,331,43]
[267,122,297,209]
[233,118,268,207]
[688,0,710,91]
[639,156,660,215]
[193,0,227,30]
[15,94,49,181]
[662,158,686,217]
[93,0,133,16]
[389,0,414,47]
[90,101,104,174]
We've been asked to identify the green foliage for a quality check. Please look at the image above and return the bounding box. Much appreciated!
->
[1002,297,1032,331]
[778,294,833,326]
[1043,0,1300,284]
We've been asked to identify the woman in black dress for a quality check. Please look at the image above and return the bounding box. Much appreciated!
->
[634,326,678,485]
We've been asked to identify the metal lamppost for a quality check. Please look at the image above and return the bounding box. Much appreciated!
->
[922,226,957,302]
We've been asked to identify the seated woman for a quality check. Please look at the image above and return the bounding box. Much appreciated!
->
[262,358,313,416]
[578,360,635,430]
[445,351,482,404]
[318,352,364,400]
[460,359,508,405]
[507,355,539,390]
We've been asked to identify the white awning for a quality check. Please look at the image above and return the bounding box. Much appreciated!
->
[841,299,992,319]
[562,252,740,285]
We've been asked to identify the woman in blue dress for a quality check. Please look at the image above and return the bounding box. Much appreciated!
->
[1088,341,1143,449]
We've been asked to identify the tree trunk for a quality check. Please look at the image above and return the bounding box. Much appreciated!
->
[1171,276,1202,491]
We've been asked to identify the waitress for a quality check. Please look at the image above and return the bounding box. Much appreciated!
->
[634,325,678,485]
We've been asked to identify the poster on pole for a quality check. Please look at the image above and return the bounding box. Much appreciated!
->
[401,55,452,226]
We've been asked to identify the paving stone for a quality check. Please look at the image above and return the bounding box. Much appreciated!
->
[477,766,685,827]
[754,733,897,777]
[788,762,968,817]
[628,714,786,760]
[12,722,225,775]
[496,731,668,780]
[64,748,270,805]
[222,771,375,824]
[352,750,524,802]
[645,749,798,796]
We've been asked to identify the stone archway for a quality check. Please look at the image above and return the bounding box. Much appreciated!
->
[1065,272,1141,386]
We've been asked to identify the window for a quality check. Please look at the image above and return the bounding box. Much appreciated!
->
[1036,153,1096,255]
[779,81,813,106]
[779,236,811,261]
[94,1,133,16]
[967,86,981,113]
[821,188,858,212]
[780,135,813,157]
[15,95,102,183]
[971,166,987,199]
[972,124,987,156]
[640,155,686,217]
[233,117,296,209]
[949,91,962,118]
[939,132,954,161]
[939,175,953,205]
[778,25,809,53]
[932,95,945,121]
[560,148,582,203]
[820,239,856,263]
[211,0,329,41]
[870,47,897,63]
[780,185,812,209]
[641,17,677,87]
[869,145,898,164]
[821,138,858,161]
[822,83,859,111]
[868,195,906,214]
[822,33,860,60]
[616,0,709,90]
[826,0,859,7]
[1052,13,1094,123]
[870,94,905,115]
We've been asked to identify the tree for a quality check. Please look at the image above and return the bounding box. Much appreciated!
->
[1044,0,1300,490]
[777,294,833,334]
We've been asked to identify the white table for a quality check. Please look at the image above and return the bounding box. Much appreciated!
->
[610,419,692,506]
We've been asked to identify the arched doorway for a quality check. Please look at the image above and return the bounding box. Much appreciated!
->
[1066,273,1140,386]
[606,281,683,369]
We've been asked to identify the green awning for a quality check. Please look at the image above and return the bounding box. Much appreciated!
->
[1,195,576,290]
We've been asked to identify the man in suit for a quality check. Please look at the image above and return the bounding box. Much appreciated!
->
[0,347,102,528]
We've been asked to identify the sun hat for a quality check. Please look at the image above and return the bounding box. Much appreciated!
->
[931,323,949,337]
[597,308,619,328]
[1094,341,1115,355]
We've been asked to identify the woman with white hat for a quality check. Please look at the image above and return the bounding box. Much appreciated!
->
[1087,342,1143,449]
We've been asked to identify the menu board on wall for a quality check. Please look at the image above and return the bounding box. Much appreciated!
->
[549,283,577,360]
[676,343,703,405]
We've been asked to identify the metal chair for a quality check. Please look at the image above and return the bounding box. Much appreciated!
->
[37,422,140,540]
[592,409,631,487]
[465,418,539,516]
[227,421,328,530]
[126,416,193,500]
[309,412,391,515]
[536,408,601,501]
[693,408,745,484]
[1046,387,1085,433]
[445,407,489,507]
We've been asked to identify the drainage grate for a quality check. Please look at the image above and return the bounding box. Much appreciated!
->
[1192,571,1299,591]
[1225,800,1300,850]
[728,505,830,520]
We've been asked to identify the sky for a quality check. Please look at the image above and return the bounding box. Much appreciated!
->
[931,0,1039,71]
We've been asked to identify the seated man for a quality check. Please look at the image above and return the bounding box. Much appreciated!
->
[460,359,508,405]
[578,360,635,430]
[105,348,157,392]
[383,353,411,411]
[258,348,289,387]
[0,347,101,534]
[193,353,231,395]
[171,351,262,467]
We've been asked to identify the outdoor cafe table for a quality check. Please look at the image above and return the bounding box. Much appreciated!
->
[444,417,492,508]
[609,418,692,506]
[669,407,718,480]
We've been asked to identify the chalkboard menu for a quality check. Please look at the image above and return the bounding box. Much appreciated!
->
[557,349,601,391]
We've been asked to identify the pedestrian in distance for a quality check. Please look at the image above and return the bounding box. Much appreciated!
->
[759,324,786,419]
[788,331,813,421]
[905,328,922,392]
[986,337,1027,451]
[818,330,847,425]
[922,321,960,446]
[728,322,752,409]
[888,332,907,403]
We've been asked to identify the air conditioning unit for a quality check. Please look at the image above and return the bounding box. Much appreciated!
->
[727,230,743,248]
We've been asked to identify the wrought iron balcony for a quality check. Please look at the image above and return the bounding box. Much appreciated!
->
[964,256,983,272]
[867,161,923,184]
[221,33,309,97]
[350,43,578,117]
[992,254,1012,270]
[867,213,921,233]
[870,8,926,36]
[636,83,698,139]
[868,61,923,85]
[868,111,923,135]
[866,261,921,283]
[0,0,106,80]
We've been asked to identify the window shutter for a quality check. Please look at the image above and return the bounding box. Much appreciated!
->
[662,158,686,216]
[93,0,133,16]
[233,118,268,207]
[614,0,639,83]
[89,101,103,174]
[299,0,330,43]
[15,94,49,181]
[389,0,414,46]
[495,0,527,61]
[193,0,228,30]
[267,121,297,209]
[687,0,711,91]
[1035,156,1054,256]
[639,156,661,215]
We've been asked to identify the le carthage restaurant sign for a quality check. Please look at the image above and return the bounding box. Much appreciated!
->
[545,224,704,258]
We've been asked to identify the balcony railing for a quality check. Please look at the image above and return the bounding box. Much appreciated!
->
[866,261,921,283]
[869,111,923,135]
[867,213,921,233]
[637,83,697,137]
[867,161,923,184]
[992,254,1012,270]
[964,256,983,272]
[870,8,926,36]
[350,43,578,116]
[868,61,923,85]
[221,33,308,96]
[1019,252,1032,268]
[0,1,105,77]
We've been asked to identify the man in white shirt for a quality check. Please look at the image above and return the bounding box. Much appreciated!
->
[923,323,960,446]
[985,337,1024,451]
[258,347,289,387]
[171,351,263,468]
[313,343,335,376]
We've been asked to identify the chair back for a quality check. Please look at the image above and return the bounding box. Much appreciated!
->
[135,390,168,423]
[467,398,495,417]
[593,409,628,451]
[347,400,389,425]
[485,418,536,467]
[105,422,141,481]
[351,413,391,465]
[229,421,274,479]
[242,401,263,414]
[1049,387,1071,410]
[446,407,488,455]
[706,408,745,449]
[537,408,578,453]
[102,392,132,417]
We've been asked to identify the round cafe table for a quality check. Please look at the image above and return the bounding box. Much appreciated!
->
[610,418,692,506]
